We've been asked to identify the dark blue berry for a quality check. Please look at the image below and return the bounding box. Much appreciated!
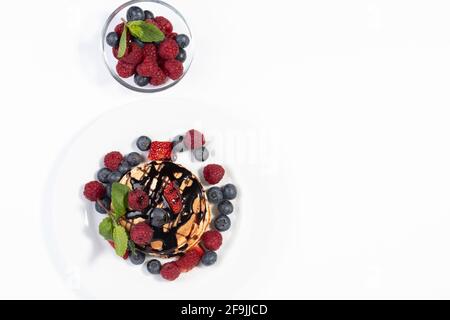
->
[193,147,209,162]
[126,211,144,219]
[136,136,151,151]
[172,135,186,152]
[147,259,161,274]
[222,184,237,200]
[132,182,144,190]
[207,187,223,204]
[214,214,231,232]
[129,250,145,265]
[175,34,190,48]
[95,197,111,214]
[132,37,145,48]
[176,48,187,63]
[144,10,154,20]
[118,160,131,174]
[201,251,217,266]
[107,171,122,183]
[126,152,143,166]
[150,208,169,227]
[134,74,149,87]
[97,168,111,183]
[218,200,233,215]
[106,184,112,198]
[126,6,145,21]
[106,32,119,47]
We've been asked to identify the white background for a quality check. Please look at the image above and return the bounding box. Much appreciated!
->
[1,0,450,299]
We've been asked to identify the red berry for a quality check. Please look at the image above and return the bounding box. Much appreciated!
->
[163,181,183,214]
[149,69,168,86]
[203,164,225,185]
[128,189,149,211]
[202,230,223,251]
[160,262,180,281]
[83,181,105,201]
[121,42,144,65]
[176,249,202,272]
[130,222,154,246]
[104,151,123,171]
[149,141,173,161]
[158,39,179,59]
[163,59,184,80]
[136,58,160,77]
[116,60,135,78]
[114,23,124,34]
[108,241,129,259]
[167,32,178,39]
[154,16,173,35]
[143,43,157,60]
[183,129,205,150]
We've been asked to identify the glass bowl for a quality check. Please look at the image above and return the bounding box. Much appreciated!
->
[101,0,194,93]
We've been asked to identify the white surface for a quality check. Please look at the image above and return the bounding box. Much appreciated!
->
[1,0,450,299]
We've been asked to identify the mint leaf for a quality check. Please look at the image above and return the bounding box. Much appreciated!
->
[111,182,130,220]
[113,225,128,257]
[118,25,128,58]
[127,20,165,43]
[99,217,113,240]
[128,240,137,256]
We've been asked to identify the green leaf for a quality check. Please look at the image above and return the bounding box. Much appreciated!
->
[117,25,128,58]
[99,217,113,240]
[128,240,137,256]
[111,182,130,220]
[127,20,165,43]
[113,225,128,257]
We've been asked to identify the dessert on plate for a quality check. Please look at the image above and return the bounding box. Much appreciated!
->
[83,130,237,281]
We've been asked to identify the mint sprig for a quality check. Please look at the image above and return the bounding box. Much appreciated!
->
[99,217,113,240]
[127,20,165,43]
[111,182,130,220]
[113,225,128,257]
[117,25,128,58]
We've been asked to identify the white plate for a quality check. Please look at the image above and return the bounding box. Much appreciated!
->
[43,98,292,299]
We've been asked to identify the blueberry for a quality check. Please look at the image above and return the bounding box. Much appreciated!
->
[132,182,144,190]
[144,10,154,20]
[172,136,186,153]
[106,184,112,198]
[126,152,143,166]
[193,147,209,162]
[218,200,233,215]
[147,259,161,274]
[214,214,231,232]
[132,38,145,48]
[126,211,144,219]
[134,74,149,87]
[150,208,169,227]
[95,197,111,214]
[176,48,187,63]
[118,161,131,174]
[126,6,145,21]
[129,250,146,265]
[207,187,223,204]
[106,32,119,47]
[222,184,237,200]
[107,171,122,183]
[201,251,217,266]
[175,34,190,48]
[136,136,151,151]
[97,168,111,183]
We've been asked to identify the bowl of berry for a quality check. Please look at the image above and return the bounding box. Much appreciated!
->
[102,0,193,92]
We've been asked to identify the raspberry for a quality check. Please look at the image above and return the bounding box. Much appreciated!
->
[158,39,179,60]
[136,58,160,77]
[149,141,173,161]
[183,129,205,150]
[116,60,135,78]
[114,23,125,34]
[167,32,178,39]
[130,222,154,246]
[154,16,173,35]
[128,189,149,211]
[143,43,157,60]
[160,262,180,281]
[104,151,123,171]
[163,59,184,80]
[121,42,144,65]
[202,230,223,251]
[108,241,129,259]
[83,181,105,201]
[149,69,168,86]
[191,245,205,258]
[176,249,202,272]
[203,164,225,185]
